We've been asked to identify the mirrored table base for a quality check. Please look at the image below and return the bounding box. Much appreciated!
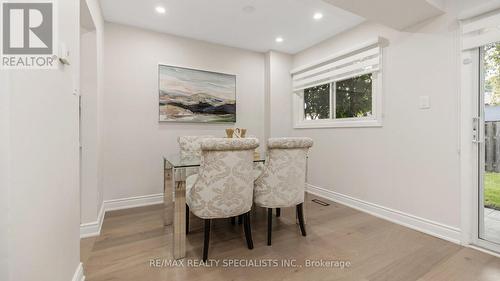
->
[163,162,188,259]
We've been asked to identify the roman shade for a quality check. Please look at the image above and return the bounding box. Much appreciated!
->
[462,11,500,50]
[291,38,382,92]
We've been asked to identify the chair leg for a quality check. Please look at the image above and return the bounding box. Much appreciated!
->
[238,214,243,225]
[297,203,307,236]
[186,204,189,234]
[267,208,272,246]
[230,217,236,225]
[203,219,211,262]
[276,208,281,217]
[243,212,254,249]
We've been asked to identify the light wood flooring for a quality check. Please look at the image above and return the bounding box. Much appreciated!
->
[81,194,500,281]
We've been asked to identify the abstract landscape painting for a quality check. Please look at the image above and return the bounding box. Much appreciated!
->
[159,65,236,123]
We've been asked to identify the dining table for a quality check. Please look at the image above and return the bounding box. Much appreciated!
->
[163,153,266,259]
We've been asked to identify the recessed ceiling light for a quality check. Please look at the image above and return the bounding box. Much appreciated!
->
[313,12,323,20]
[155,6,166,14]
[275,37,284,43]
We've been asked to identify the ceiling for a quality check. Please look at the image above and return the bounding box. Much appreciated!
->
[324,0,445,30]
[99,0,365,54]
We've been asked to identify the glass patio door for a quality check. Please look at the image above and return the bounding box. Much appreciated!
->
[479,42,500,246]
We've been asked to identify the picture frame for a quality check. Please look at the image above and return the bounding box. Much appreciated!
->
[158,64,236,123]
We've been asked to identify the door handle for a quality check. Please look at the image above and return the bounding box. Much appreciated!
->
[473,117,484,144]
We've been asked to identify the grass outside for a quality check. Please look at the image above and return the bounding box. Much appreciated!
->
[485,172,500,210]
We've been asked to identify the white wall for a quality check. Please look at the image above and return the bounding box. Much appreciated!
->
[6,0,81,280]
[283,15,462,230]
[80,29,100,224]
[0,69,10,281]
[80,0,105,226]
[267,51,294,138]
[102,23,266,201]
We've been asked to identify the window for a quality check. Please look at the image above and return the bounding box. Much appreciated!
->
[335,74,372,118]
[291,39,383,128]
[300,74,376,124]
[304,84,330,120]
[302,74,373,121]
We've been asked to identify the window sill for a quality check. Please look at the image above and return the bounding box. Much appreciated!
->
[294,119,383,129]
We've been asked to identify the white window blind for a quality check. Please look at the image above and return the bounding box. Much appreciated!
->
[462,11,500,50]
[291,39,382,92]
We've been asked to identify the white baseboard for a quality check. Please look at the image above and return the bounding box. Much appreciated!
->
[80,203,105,238]
[307,184,462,244]
[72,262,85,281]
[82,187,462,245]
[103,193,164,212]
[466,244,500,258]
[80,193,163,238]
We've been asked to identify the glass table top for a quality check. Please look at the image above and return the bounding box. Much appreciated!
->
[164,153,265,168]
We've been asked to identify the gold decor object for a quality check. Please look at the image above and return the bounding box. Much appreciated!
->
[226,128,247,138]
[234,128,246,138]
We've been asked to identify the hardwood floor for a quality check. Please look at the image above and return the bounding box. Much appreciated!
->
[81,194,500,281]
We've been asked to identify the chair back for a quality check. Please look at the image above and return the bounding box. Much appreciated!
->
[254,137,313,208]
[187,138,259,219]
[178,135,215,160]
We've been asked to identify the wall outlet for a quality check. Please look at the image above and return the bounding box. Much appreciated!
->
[419,96,431,109]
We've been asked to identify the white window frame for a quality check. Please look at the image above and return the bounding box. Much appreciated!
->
[291,38,384,129]
[293,71,383,129]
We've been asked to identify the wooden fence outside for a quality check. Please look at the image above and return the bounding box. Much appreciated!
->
[485,121,500,172]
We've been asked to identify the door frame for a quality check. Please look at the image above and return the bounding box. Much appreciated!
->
[460,45,500,253]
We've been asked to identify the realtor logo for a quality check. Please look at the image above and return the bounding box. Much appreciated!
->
[1,0,57,69]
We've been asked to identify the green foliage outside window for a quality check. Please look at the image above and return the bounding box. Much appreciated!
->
[302,74,373,121]
[485,43,500,105]
[304,84,330,120]
[335,74,373,118]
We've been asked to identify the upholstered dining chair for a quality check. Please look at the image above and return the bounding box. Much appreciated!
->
[178,135,215,159]
[178,135,215,177]
[254,137,313,246]
[185,138,259,261]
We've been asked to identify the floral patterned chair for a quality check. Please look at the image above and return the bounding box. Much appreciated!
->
[178,135,215,177]
[254,137,313,245]
[186,138,259,261]
[178,135,215,159]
